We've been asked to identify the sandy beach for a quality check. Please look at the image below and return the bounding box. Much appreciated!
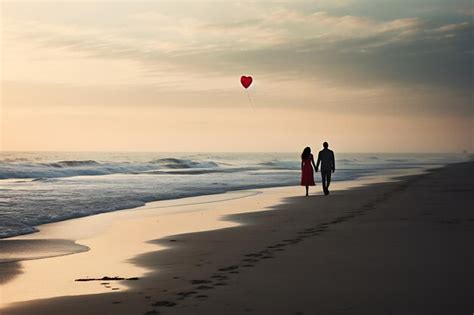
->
[1,162,473,315]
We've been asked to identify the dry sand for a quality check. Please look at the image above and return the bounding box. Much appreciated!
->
[1,162,473,315]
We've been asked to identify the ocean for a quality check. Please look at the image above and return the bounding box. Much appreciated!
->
[0,152,466,239]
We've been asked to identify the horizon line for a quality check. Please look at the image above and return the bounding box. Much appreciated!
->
[0,150,471,155]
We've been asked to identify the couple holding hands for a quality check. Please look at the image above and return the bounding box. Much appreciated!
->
[301,142,335,196]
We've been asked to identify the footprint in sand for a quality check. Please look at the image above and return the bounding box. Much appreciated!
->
[190,279,212,285]
[176,291,197,298]
[245,253,261,257]
[195,285,213,290]
[152,300,177,307]
[211,274,228,280]
[218,265,239,272]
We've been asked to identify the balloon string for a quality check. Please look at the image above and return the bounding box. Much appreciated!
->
[246,90,255,111]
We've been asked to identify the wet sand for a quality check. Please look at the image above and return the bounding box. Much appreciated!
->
[1,162,473,314]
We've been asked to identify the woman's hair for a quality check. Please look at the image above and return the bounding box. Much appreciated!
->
[301,147,311,160]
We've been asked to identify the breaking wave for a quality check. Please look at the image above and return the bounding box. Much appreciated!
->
[0,158,223,180]
[148,158,219,169]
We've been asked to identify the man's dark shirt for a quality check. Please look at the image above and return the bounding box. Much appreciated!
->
[316,148,335,173]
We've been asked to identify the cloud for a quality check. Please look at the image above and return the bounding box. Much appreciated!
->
[263,9,421,36]
[434,21,471,33]
[2,5,473,92]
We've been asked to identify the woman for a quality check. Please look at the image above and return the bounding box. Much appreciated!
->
[300,146,316,196]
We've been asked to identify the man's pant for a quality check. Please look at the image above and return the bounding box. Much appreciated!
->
[321,171,332,195]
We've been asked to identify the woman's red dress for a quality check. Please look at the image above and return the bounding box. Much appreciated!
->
[301,154,315,186]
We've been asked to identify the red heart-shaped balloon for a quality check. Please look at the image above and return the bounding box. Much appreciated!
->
[240,76,253,89]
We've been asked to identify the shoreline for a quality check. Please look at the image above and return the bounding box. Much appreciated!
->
[1,162,473,314]
[0,163,446,239]
[0,167,425,264]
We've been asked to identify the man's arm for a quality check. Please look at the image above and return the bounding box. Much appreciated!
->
[331,151,335,172]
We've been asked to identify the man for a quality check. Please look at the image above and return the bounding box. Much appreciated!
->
[316,142,335,195]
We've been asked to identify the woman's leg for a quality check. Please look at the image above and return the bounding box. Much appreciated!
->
[305,185,309,196]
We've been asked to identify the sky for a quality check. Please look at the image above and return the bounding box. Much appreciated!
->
[1,0,473,152]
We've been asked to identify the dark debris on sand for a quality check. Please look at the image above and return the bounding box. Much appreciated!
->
[75,276,140,282]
